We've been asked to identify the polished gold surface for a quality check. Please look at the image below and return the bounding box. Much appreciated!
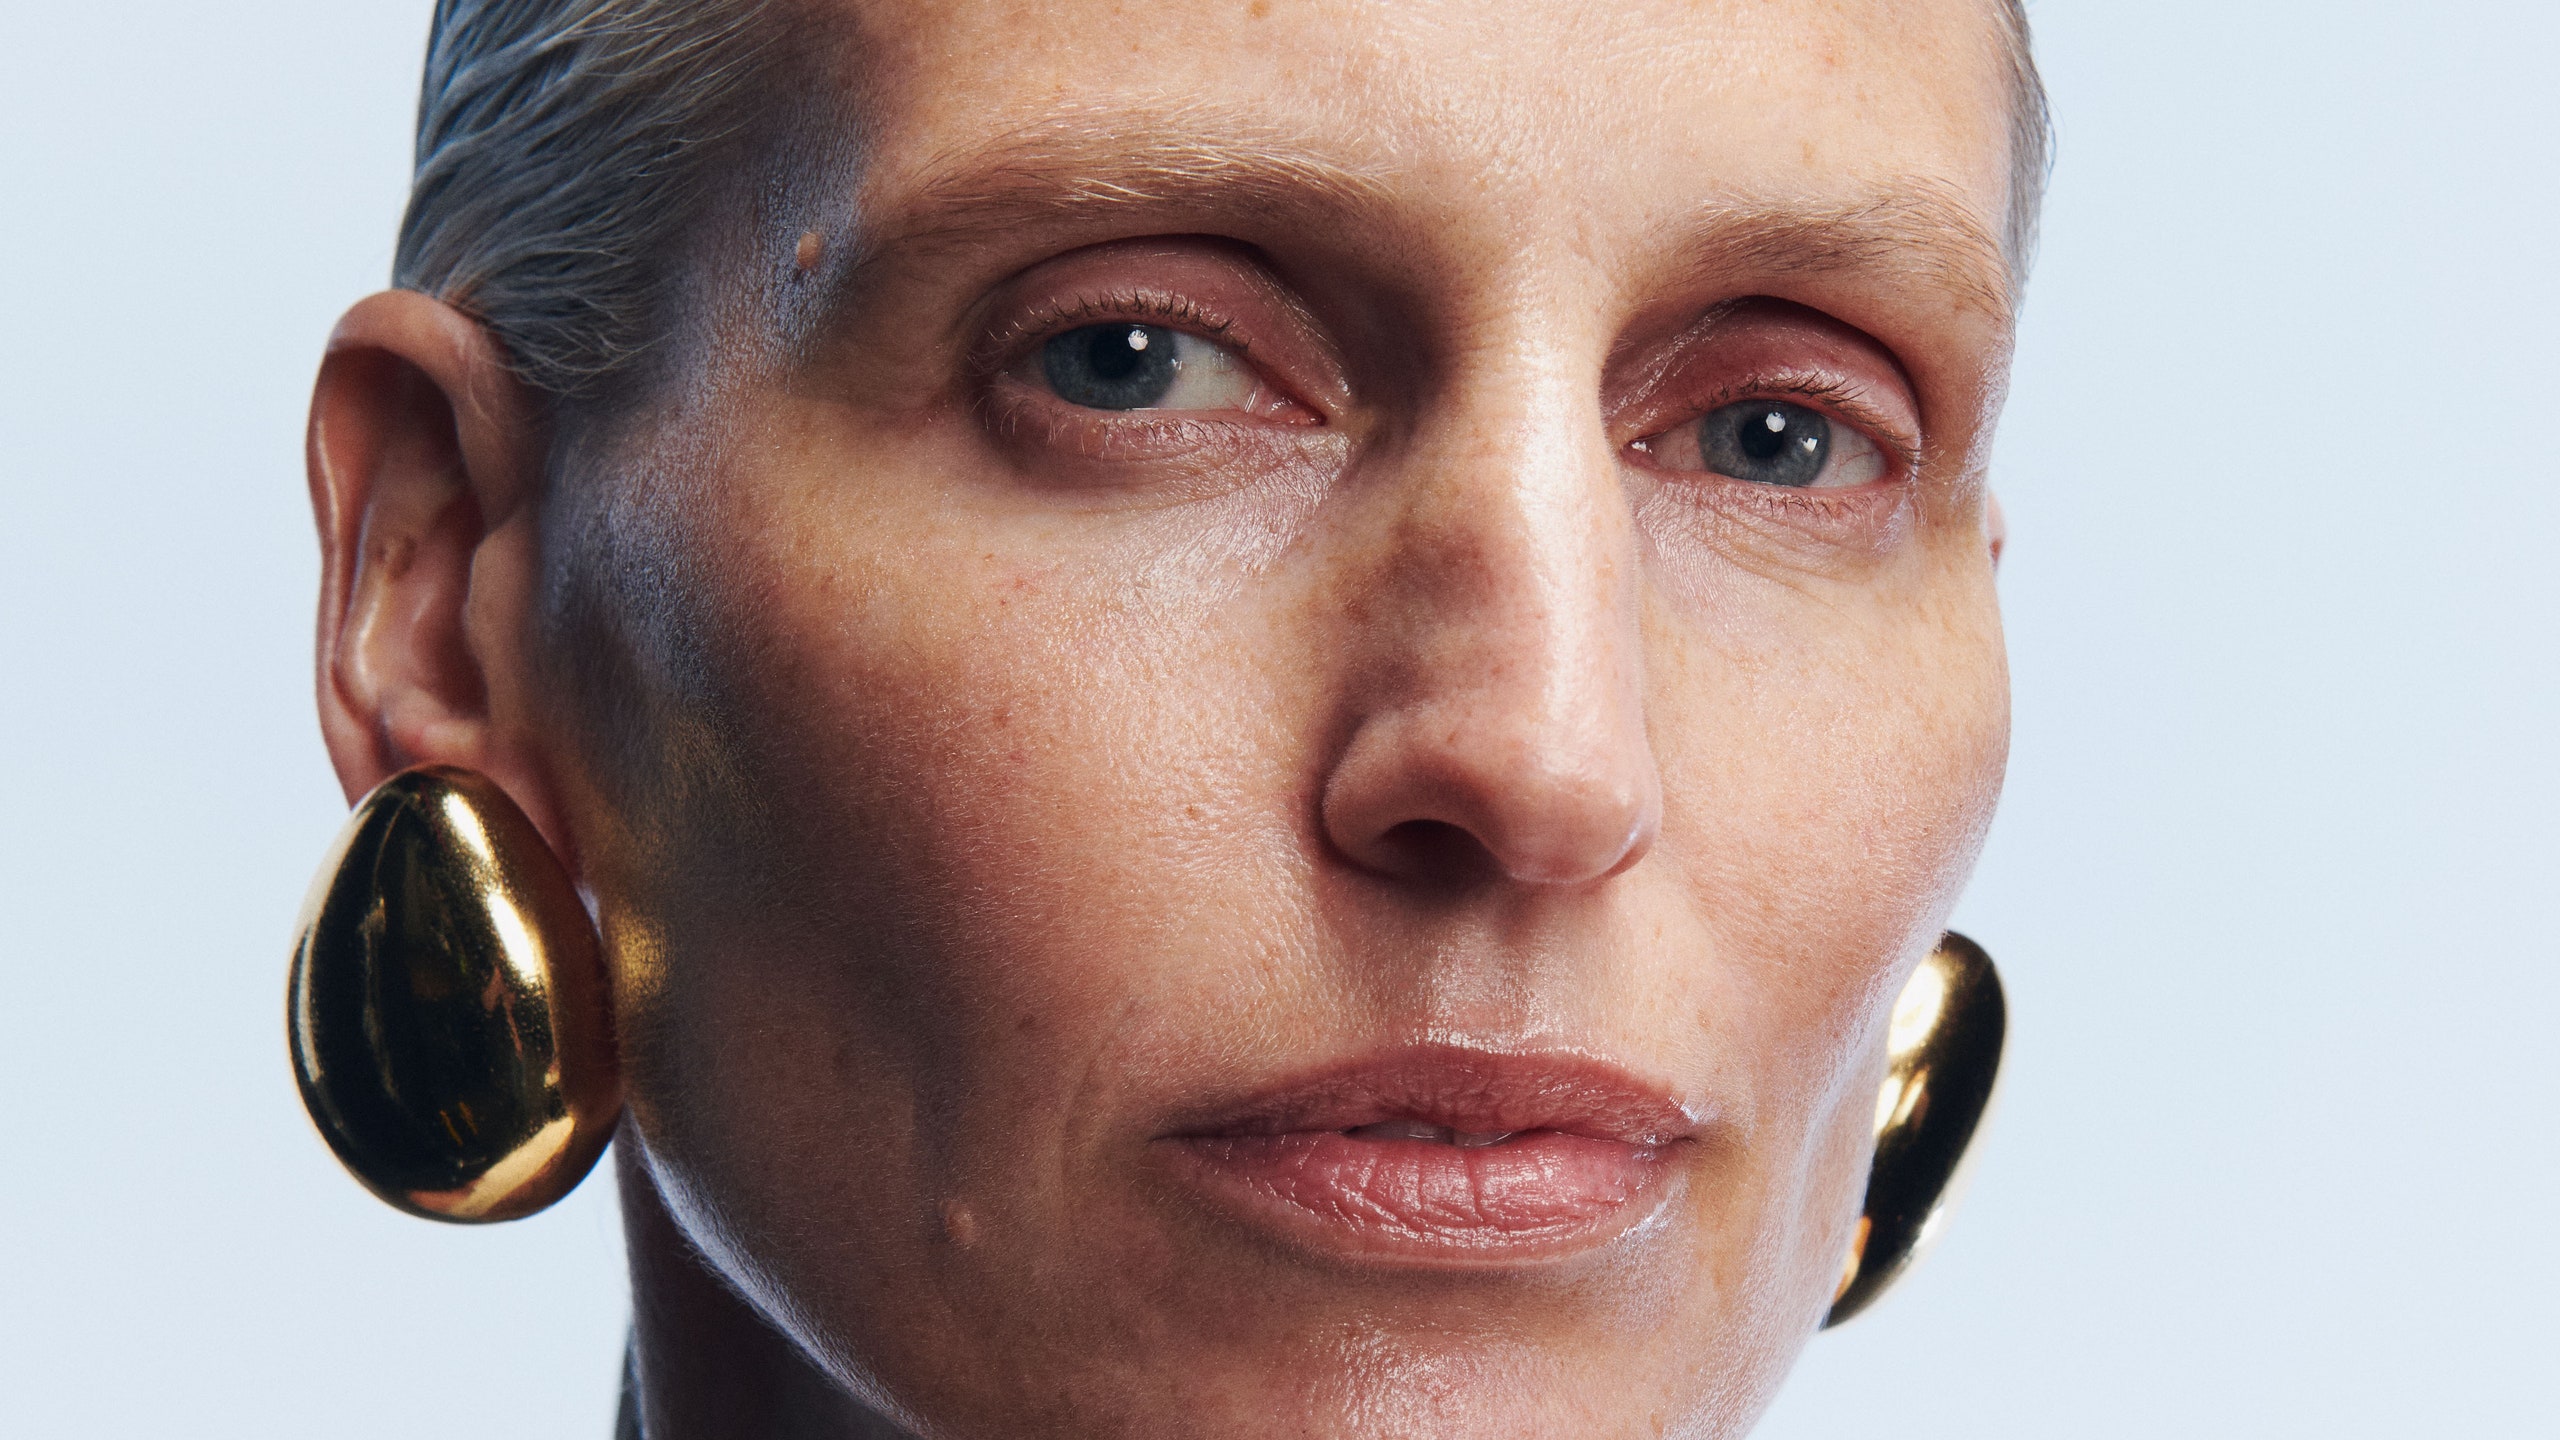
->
[287,767,618,1223]
[1824,931,2006,1327]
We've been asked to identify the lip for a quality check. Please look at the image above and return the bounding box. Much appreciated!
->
[1156,1045,1701,1266]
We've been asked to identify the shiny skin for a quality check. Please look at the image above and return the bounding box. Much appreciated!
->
[307,0,2020,1435]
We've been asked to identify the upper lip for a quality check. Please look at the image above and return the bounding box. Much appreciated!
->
[1162,1043,1703,1147]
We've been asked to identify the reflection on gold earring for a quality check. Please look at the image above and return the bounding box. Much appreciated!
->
[1824,931,2007,1327]
[287,766,619,1223]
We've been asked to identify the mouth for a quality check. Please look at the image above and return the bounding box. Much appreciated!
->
[1157,1045,1701,1266]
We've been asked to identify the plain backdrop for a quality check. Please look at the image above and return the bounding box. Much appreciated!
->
[4,2,2554,1435]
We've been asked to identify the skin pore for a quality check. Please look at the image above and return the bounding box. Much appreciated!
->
[308,1,2021,1436]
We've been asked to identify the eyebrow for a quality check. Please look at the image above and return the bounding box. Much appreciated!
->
[850,114,2014,324]
[858,116,1396,261]
[1664,185,2017,324]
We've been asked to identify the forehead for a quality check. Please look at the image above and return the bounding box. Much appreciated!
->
[832,0,2015,265]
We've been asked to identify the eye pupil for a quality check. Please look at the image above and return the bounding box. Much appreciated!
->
[1088,326,1149,378]
[1043,323,1180,409]
[1705,401,1831,485]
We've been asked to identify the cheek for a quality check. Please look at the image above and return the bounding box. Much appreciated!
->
[599,446,1334,1211]
[573,408,2009,1422]
[1646,536,2006,950]
[1639,543,2006,1244]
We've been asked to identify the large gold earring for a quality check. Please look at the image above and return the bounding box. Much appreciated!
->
[287,766,620,1222]
[1824,931,2007,1327]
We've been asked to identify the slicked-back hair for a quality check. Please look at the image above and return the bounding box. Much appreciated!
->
[394,0,790,408]
[392,0,2050,415]
[1992,0,2054,277]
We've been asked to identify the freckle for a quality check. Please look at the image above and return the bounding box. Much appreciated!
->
[1249,0,1271,16]
[1017,1012,1038,1033]
[941,1199,981,1248]
[794,230,825,271]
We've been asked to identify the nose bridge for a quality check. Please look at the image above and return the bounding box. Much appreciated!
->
[1321,333,1662,888]
[1410,362,1628,740]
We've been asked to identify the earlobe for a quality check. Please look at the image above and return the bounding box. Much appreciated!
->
[1987,490,2007,570]
[306,290,556,827]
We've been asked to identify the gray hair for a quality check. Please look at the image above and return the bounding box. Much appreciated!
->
[1994,0,2056,280]
[394,0,2052,411]
[393,0,794,408]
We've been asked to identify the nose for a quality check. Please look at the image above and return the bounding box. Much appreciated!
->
[1319,372,1661,889]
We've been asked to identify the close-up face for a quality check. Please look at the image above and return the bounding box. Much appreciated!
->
[32,1,2560,1435]
[474,0,2022,1434]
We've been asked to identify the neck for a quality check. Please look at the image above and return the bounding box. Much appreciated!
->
[616,1143,915,1440]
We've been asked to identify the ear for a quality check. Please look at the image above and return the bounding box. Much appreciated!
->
[307,290,570,852]
[1986,490,2007,571]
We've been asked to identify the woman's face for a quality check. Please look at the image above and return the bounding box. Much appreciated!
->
[559,0,2019,1433]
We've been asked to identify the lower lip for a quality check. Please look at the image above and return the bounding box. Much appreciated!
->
[1166,1130,1678,1263]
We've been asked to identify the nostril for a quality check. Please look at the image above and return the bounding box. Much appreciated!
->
[1368,818,1501,886]
[1320,700,1661,892]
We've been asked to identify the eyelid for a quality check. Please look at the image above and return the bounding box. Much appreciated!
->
[979,287,1338,434]
[970,236,1362,424]
[1636,372,1918,479]
[1611,297,1924,470]
[978,288,1245,378]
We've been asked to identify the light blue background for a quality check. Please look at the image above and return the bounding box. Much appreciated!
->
[3,3,2552,1435]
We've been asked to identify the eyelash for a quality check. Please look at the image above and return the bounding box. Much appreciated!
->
[1633,371,1919,482]
[978,290,1918,502]
[979,289,1246,378]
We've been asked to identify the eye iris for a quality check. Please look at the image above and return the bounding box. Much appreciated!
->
[1041,324,1180,410]
[1703,401,1831,486]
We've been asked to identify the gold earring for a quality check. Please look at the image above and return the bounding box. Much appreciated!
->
[286,766,620,1223]
[1824,931,2007,1327]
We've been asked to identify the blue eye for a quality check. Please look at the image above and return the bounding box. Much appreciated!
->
[1636,396,1887,489]
[1041,324,1181,410]
[1699,401,1831,487]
